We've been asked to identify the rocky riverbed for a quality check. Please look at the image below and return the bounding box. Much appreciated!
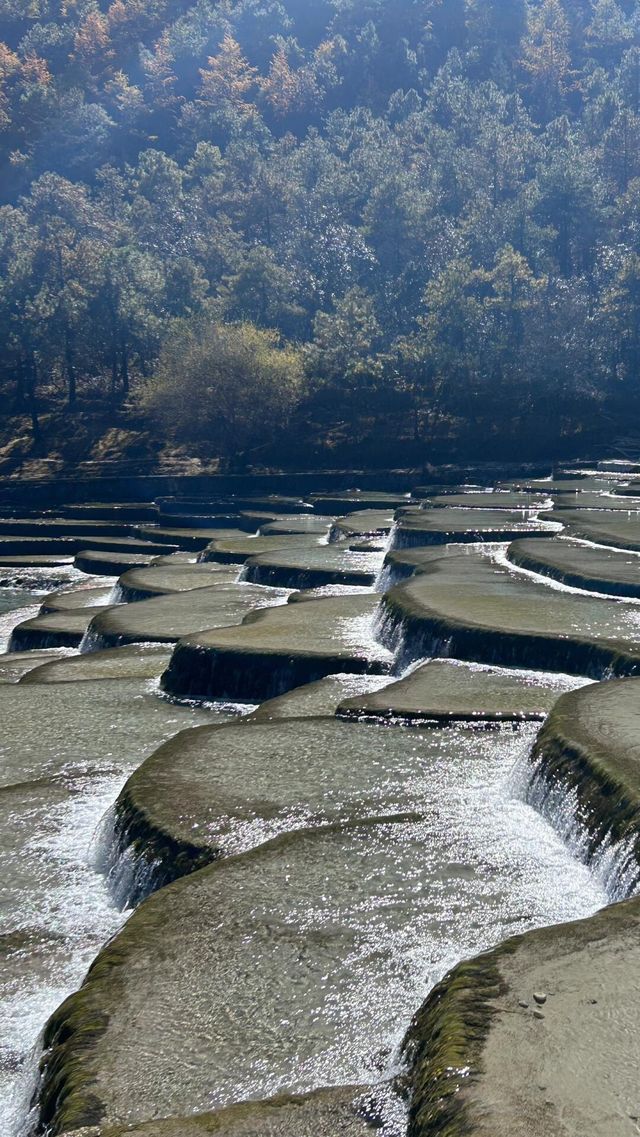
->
[1,466,639,1136]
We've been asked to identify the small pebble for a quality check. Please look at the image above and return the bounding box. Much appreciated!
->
[533,1010,545,1020]
[589,998,598,1005]
[518,1000,529,1008]
[533,992,547,1005]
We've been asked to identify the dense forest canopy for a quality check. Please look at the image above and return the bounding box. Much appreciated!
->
[1,0,640,468]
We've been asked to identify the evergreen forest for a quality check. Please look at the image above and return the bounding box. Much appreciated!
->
[1,0,640,470]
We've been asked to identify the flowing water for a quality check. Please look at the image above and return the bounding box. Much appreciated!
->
[0,614,234,1132]
[0,540,629,1136]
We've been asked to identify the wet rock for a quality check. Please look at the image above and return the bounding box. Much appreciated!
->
[39,585,115,614]
[135,526,247,552]
[330,510,397,542]
[61,1086,381,1137]
[257,515,334,536]
[403,897,640,1137]
[20,643,172,684]
[247,674,391,722]
[9,608,112,651]
[82,583,288,650]
[198,534,326,565]
[422,491,550,510]
[309,491,409,514]
[337,659,578,724]
[115,562,239,602]
[549,509,640,552]
[38,772,594,1136]
[380,546,640,678]
[552,491,640,512]
[160,593,391,701]
[508,537,640,598]
[243,545,380,589]
[0,649,69,683]
[393,508,559,549]
[528,678,640,885]
[61,502,159,523]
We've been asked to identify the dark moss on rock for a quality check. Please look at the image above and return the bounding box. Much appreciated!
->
[56,1085,381,1137]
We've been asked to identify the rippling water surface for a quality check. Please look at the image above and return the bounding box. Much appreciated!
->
[0,567,616,1136]
[0,580,231,1134]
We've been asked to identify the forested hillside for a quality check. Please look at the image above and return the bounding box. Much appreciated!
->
[1,0,639,470]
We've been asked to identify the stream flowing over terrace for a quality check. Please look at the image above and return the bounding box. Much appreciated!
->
[1,468,640,1137]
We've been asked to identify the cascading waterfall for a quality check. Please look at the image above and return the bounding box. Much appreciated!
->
[513,750,640,902]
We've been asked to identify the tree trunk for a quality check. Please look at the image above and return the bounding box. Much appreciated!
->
[28,352,44,453]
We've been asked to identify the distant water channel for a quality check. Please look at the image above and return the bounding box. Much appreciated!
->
[0,573,611,1136]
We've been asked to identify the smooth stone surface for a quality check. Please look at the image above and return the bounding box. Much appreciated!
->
[337,659,581,723]
[0,518,135,538]
[157,496,313,516]
[552,491,640,511]
[156,512,243,529]
[61,1086,379,1137]
[258,516,333,536]
[39,585,114,614]
[309,492,409,513]
[83,584,289,650]
[0,536,176,558]
[382,548,640,677]
[161,594,391,701]
[244,546,380,589]
[422,492,550,510]
[199,535,325,565]
[40,724,602,1135]
[393,509,558,548]
[499,477,615,494]
[508,537,640,597]
[116,563,239,601]
[74,550,157,576]
[118,715,475,863]
[21,643,173,684]
[62,502,158,522]
[136,526,247,551]
[0,649,69,683]
[330,511,396,541]
[405,897,640,1137]
[549,509,640,551]
[247,674,391,722]
[0,555,75,570]
[9,608,112,650]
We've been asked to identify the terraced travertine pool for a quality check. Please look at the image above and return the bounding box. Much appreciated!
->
[1,469,640,1137]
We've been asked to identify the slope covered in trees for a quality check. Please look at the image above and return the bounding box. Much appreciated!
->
[0,0,639,470]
